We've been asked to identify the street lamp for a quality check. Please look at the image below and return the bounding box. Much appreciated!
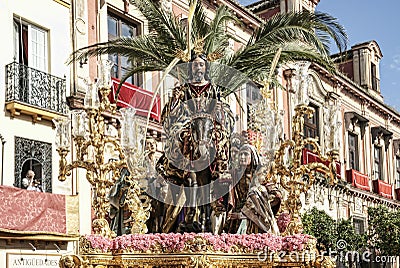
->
[53,60,148,238]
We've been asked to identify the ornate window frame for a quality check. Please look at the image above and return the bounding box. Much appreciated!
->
[393,139,400,188]
[14,136,52,192]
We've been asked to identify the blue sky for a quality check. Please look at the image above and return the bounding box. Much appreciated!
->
[239,0,400,111]
[317,0,400,111]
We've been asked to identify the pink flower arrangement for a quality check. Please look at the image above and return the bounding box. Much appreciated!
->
[281,234,312,251]
[85,234,113,252]
[85,232,312,254]
[277,212,291,233]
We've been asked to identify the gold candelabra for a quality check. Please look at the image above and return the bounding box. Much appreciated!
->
[254,61,340,236]
[267,104,339,235]
[53,60,148,238]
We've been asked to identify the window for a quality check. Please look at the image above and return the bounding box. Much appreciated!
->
[107,13,141,86]
[21,159,43,191]
[373,146,382,180]
[246,83,262,105]
[14,18,48,72]
[348,133,359,170]
[371,62,378,91]
[353,218,365,234]
[14,137,52,192]
[396,156,400,188]
[304,103,319,139]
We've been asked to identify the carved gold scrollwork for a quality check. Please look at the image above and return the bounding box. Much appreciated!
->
[59,254,83,268]
[190,255,213,268]
[92,219,116,238]
[125,174,149,234]
[267,104,338,235]
[56,83,150,237]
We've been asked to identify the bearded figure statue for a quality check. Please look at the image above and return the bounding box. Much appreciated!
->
[156,52,234,233]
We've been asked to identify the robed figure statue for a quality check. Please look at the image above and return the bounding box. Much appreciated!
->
[224,143,282,235]
[156,52,234,233]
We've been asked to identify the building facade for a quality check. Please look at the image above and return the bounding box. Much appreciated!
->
[0,1,78,267]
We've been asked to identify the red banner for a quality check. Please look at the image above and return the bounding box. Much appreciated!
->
[0,185,78,235]
[346,169,370,191]
[109,78,161,121]
[373,179,393,199]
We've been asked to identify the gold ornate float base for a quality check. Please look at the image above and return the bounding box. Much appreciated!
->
[79,253,314,267]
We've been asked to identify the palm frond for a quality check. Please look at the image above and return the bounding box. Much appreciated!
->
[191,0,209,40]
[203,6,238,54]
[67,36,169,66]
[248,13,326,57]
[246,10,347,61]
[67,1,347,102]
[313,11,348,53]
[225,11,347,80]
[130,0,186,49]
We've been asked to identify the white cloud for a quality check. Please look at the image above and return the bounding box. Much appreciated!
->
[390,54,400,71]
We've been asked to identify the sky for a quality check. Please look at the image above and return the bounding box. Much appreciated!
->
[239,0,400,111]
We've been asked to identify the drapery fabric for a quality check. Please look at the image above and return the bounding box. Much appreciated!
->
[0,185,79,235]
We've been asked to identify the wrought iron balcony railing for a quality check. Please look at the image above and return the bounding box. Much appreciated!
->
[5,62,67,114]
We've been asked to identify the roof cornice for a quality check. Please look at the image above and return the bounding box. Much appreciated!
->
[311,63,400,127]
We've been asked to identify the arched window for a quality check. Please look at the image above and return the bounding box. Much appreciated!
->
[14,136,52,192]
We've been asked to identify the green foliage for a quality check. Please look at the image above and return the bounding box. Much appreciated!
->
[336,218,367,252]
[302,207,366,254]
[302,207,337,251]
[368,205,400,256]
[303,206,400,258]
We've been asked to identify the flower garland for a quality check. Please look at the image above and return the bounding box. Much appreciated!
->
[84,232,312,254]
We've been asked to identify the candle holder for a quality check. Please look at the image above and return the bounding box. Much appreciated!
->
[54,60,148,238]
[253,62,339,235]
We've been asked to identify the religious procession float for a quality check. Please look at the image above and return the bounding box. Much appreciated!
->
[55,0,346,266]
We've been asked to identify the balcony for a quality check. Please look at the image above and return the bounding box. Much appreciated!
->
[372,179,393,199]
[302,148,341,178]
[5,62,67,122]
[346,169,370,191]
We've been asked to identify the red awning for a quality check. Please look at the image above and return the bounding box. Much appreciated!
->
[373,179,393,199]
[346,169,370,191]
[109,78,161,121]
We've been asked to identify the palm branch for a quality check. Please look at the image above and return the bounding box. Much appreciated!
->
[68,0,347,99]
